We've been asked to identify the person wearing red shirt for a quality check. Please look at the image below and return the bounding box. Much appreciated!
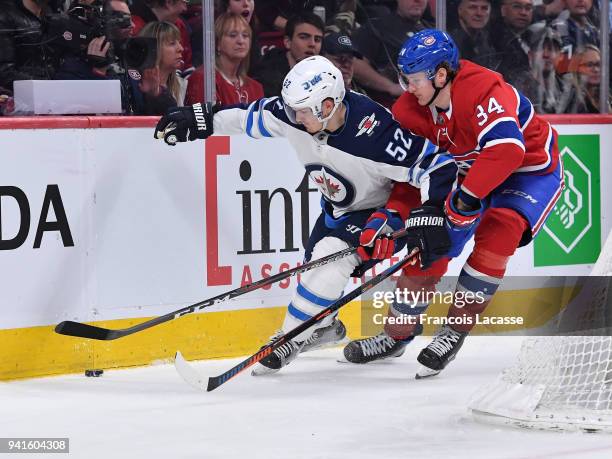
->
[186,13,263,106]
[131,0,193,70]
[343,29,564,378]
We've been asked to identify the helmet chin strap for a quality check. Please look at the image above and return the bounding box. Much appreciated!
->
[318,101,342,132]
[425,77,450,107]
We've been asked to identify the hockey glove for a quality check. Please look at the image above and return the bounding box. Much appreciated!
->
[154,102,214,146]
[444,189,482,230]
[358,209,404,261]
[405,206,451,269]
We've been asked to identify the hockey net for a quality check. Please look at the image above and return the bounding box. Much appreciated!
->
[469,231,612,432]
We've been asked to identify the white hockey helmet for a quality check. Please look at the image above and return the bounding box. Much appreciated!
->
[281,55,346,125]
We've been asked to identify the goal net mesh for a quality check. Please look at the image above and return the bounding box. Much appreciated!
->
[469,231,612,432]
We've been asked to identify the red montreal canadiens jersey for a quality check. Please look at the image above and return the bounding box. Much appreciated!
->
[392,60,559,199]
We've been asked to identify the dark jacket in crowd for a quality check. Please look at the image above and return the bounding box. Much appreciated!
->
[490,18,538,102]
[251,47,290,97]
[0,0,59,89]
[449,26,498,71]
[55,56,143,114]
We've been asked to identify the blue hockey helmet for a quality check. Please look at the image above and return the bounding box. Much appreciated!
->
[397,29,460,80]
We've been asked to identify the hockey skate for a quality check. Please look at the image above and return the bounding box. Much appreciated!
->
[415,325,467,379]
[301,318,347,353]
[342,332,410,364]
[251,330,304,376]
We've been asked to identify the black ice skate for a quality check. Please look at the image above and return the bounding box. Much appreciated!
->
[301,318,347,353]
[342,332,412,364]
[251,331,304,376]
[416,325,468,379]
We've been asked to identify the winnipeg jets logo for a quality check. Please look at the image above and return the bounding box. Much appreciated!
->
[305,164,355,207]
[302,74,322,90]
[315,175,341,198]
[356,113,379,137]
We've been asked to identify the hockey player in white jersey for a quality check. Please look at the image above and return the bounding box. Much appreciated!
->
[154,56,457,374]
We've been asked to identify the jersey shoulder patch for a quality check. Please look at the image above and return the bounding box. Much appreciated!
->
[329,92,431,167]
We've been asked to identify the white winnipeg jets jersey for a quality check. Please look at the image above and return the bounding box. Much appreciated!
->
[214,91,456,217]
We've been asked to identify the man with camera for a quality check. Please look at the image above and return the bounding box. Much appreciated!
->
[52,0,156,113]
[54,0,134,80]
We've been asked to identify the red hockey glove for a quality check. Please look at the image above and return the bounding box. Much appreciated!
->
[444,189,482,229]
[358,209,404,261]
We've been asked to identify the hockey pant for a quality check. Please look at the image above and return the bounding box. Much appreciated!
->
[385,161,564,336]
[283,205,407,342]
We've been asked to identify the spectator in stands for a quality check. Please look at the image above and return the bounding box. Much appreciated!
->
[321,32,365,94]
[0,0,61,91]
[0,85,14,116]
[529,24,572,113]
[186,13,263,106]
[565,44,610,113]
[221,0,255,22]
[532,0,565,22]
[224,0,259,71]
[326,0,358,35]
[252,11,324,97]
[253,0,340,32]
[55,0,135,80]
[449,0,497,69]
[352,0,432,108]
[54,0,140,112]
[490,0,537,100]
[131,21,185,114]
[131,0,193,69]
[194,0,257,67]
[553,0,599,59]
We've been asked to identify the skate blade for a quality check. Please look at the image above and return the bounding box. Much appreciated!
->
[415,364,441,379]
[336,355,404,365]
[251,363,280,376]
[174,351,207,390]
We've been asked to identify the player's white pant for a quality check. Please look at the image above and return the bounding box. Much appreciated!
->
[282,237,361,342]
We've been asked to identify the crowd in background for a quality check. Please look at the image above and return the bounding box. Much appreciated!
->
[0,0,610,116]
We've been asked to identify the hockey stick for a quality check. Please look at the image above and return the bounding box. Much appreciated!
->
[175,247,420,392]
[55,229,409,341]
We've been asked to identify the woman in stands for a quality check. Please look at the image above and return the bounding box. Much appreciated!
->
[186,13,263,107]
[220,0,260,71]
[569,45,611,113]
[132,21,185,115]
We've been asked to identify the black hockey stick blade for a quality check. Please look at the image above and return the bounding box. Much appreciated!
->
[53,229,408,341]
[55,321,122,340]
[204,248,419,392]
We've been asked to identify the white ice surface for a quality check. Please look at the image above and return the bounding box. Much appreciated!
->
[2,337,612,459]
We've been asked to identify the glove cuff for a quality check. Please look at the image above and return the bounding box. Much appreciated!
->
[378,209,404,232]
[445,190,481,228]
[455,188,482,213]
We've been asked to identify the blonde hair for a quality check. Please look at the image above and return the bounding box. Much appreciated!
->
[138,21,182,103]
[215,13,253,78]
[567,45,608,113]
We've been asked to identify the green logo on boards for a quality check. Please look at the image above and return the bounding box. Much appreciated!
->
[534,135,600,266]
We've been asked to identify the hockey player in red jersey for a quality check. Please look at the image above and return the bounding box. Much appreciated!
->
[343,29,564,378]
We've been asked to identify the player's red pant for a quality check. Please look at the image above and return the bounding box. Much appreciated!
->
[385,189,528,339]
